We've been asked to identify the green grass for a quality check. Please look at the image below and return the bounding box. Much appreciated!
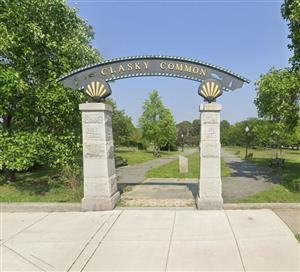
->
[115,148,180,165]
[146,152,231,179]
[295,233,300,242]
[231,185,300,203]
[0,148,181,202]
[0,166,83,202]
[225,146,300,203]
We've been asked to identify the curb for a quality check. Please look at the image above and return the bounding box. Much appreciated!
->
[223,203,300,210]
[0,203,81,212]
[0,202,299,212]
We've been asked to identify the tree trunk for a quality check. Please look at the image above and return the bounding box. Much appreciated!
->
[2,115,17,182]
[3,168,16,183]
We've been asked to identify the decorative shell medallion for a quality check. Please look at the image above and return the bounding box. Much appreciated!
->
[198,79,222,103]
[85,80,112,102]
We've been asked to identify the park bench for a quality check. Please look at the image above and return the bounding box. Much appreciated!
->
[115,156,128,168]
[153,149,161,158]
[269,158,285,168]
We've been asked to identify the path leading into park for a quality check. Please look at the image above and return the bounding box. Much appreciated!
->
[117,148,197,184]
[118,148,279,207]
[2,209,299,271]
[221,148,279,201]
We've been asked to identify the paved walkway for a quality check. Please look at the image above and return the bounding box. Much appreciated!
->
[119,149,280,207]
[222,148,279,201]
[117,148,197,184]
[119,183,196,207]
[1,209,299,271]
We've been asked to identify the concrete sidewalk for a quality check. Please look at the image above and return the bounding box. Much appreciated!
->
[1,210,299,271]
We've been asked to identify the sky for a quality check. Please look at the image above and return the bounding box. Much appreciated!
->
[67,0,291,125]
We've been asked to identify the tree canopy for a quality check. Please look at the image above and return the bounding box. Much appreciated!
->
[253,1,300,151]
[282,0,300,70]
[106,99,135,147]
[255,68,300,131]
[139,90,177,154]
[0,0,101,180]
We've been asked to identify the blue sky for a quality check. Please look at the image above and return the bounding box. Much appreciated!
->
[67,0,291,125]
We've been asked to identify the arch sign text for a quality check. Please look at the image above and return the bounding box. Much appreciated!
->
[59,55,249,102]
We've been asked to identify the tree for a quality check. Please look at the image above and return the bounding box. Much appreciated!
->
[128,127,145,150]
[106,99,135,147]
[176,121,193,146]
[158,108,177,151]
[0,0,101,181]
[255,69,300,133]
[253,2,300,157]
[220,120,231,145]
[282,0,300,70]
[139,90,177,155]
[191,119,201,146]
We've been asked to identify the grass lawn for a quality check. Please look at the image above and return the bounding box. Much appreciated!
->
[225,146,300,203]
[0,166,83,203]
[115,148,181,165]
[146,152,231,179]
[0,148,181,202]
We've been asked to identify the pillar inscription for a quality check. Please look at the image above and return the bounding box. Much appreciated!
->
[80,103,120,211]
[197,103,223,210]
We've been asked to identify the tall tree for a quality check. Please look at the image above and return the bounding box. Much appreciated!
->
[220,120,231,145]
[191,119,201,146]
[158,108,177,151]
[139,90,177,155]
[255,69,300,131]
[254,1,300,156]
[255,69,300,156]
[106,99,135,147]
[176,121,194,146]
[282,0,300,70]
[0,0,101,181]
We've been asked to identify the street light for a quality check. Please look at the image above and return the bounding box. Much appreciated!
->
[245,126,250,159]
[181,134,184,152]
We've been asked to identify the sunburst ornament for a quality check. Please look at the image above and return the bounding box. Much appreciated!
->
[85,80,112,102]
[198,79,223,103]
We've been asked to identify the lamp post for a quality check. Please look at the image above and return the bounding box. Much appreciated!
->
[181,134,184,152]
[245,126,250,159]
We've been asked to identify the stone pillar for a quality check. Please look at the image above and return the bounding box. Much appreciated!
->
[197,103,223,210]
[79,103,120,211]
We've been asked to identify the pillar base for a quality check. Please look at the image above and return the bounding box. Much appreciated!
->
[197,197,223,210]
[81,191,120,211]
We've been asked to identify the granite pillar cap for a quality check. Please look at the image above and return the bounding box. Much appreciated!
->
[79,102,113,112]
[199,103,222,112]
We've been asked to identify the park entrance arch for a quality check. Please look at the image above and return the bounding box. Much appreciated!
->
[58,55,249,211]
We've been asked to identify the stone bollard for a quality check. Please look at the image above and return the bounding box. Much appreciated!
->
[79,103,120,211]
[179,155,188,173]
[197,103,223,210]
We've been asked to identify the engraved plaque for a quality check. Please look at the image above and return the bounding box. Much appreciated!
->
[202,143,219,157]
[202,113,219,124]
[84,124,102,139]
[202,125,219,140]
[83,113,104,124]
[84,143,105,158]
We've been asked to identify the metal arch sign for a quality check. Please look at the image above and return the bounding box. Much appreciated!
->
[58,55,250,102]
